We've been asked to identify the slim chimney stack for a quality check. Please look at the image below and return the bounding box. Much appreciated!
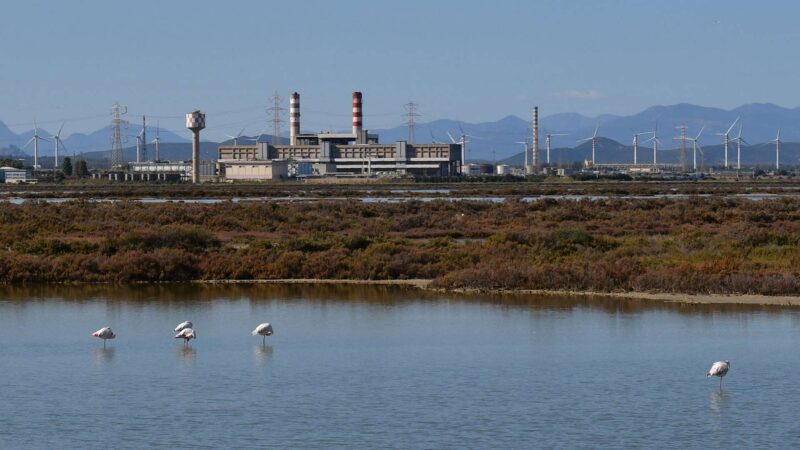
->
[532,106,540,170]
[290,92,300,145]
[352,92,363,137]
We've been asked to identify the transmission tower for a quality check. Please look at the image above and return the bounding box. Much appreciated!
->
[267,92,285,144]
[110,102,128,167]
[403,101,421,144]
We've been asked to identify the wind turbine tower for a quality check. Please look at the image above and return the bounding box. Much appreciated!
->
[716,117,739,169]
[141,116,147,162]
[632,132,649,165]
[52,122,66,169]
[24,119,50,170]
[772,129,781,170]
[733,123,748,170]
[645,125,661,166]
[546,132,567,165]
[152,122,161,162]
[685,126,705,172]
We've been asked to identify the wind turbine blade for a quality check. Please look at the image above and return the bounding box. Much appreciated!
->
[24,137,34,148]
[446,131,457,144]
[593,125,599,138]
[726,117,740,135]
[57,122,65,137]
[695,125,705,140]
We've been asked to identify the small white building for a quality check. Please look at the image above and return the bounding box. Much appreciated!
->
[0,166,31,183]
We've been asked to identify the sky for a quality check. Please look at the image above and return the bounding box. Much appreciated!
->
[2,0,799,140]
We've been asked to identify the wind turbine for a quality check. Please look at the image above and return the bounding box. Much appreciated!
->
[51,122,66,169]
[632,131,650,165]
[716,117,740,169]
[545,131,568,165]
[772,128,781,170]
[578,125,599,166]
[645,123,661,166]
[732,123,748,170]
[448,127,479,175]
[683,126,705,172]
[24,119,50,170]
[226,128,246,146]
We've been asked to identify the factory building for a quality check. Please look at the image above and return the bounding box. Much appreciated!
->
[0,166,31,183]
[218,92,462,180]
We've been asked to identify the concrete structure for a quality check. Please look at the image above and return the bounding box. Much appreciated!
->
[0,166,31,183]
[217,92,461,179]
[221,159,289,181]
[127,160,216,181]
[186,110,206,183]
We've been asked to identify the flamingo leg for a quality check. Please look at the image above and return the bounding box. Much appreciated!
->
[262,335,266,345]
[103,339,106,349]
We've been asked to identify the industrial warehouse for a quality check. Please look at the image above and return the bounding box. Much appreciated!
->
[217,92,463,180]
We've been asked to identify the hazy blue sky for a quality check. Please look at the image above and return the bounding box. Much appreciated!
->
[2,0,798,139]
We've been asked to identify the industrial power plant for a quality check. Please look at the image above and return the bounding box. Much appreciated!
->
[216,92,463,181]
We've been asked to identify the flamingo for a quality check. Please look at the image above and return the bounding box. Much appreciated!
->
[251,323,274,345]
[174,321,193,333]
[707,360,730,390]
[91,327,116,348]
[175,328,196,345]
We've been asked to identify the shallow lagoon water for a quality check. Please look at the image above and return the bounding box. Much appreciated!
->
[1,284,799,449]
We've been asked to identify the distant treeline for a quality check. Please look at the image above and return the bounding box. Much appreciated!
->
[1,198,799,295]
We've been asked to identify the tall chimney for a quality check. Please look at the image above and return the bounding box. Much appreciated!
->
[290,92,300,145]
[532,106,540,170]
[352,91,363,137]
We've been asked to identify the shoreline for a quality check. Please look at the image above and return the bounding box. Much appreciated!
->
[195,279,800,306]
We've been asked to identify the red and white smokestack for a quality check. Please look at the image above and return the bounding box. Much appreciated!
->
[290,92,300,145]
[352,92,363,136]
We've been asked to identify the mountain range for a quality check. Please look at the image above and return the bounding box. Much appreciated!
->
[2,103,798,166]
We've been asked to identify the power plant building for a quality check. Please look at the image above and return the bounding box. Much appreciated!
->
[218,92,462,180]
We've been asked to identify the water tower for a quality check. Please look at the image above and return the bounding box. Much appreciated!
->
[185,110,205,183]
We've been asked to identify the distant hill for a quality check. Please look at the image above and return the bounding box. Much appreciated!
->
[371,103,800,164]
[4,103,800,166]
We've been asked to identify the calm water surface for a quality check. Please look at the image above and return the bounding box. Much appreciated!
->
[1,284,799,449]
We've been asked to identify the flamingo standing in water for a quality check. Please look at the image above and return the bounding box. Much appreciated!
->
[174,321,193,333]
[175,328,196,345]
[91,327,116,348]
[251,323,274,345]
[707,360,730,390]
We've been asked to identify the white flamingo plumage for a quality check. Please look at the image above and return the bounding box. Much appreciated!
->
[251,323,274,344]
[175,328,196,345]
[91,327,116,348]
[707,360,730,390]
[174,321,193,333]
